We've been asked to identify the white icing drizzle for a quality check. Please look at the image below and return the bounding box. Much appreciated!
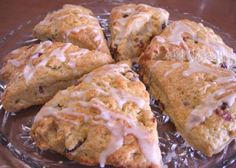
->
[112,11,151,46]
[38,5,105,50]
[168,22,194,46]
[184,63,236,130]
[112,4,169,48]
[158,20,236,65]
[94,34,103,49]
[49,43,71,62]
[70,82,145,110]
[125,12,152,36]
[23,64,35,83]
[69,49,89,57]
[187,85,236,130]
[57,13,97,21]
[80,99,161,167]
[166,21,195,62]
[23,43,71,84]
[182,62,214,76]
[34,41,53,53]
[66,25,98,36]
[65,25,103,49]
[110,87,145,108]
[67,49,89,69]
[82,64,130,83]
[164,62,181,76]
[7,41,52,69]
[215,75,236,84]
[7,59,22,67]
[155,36,166,43]
[34,106,88,125]
[99,120,124,168]
[34,64,162,167]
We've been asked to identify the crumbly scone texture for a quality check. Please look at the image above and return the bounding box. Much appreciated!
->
[110,3,169,61]
[33,4,110,55]
[1,41,113,112]
[31,63,162,168]
[139,19,236,70]
[142,60,236,157]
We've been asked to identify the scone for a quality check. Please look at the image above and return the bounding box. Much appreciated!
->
[0,41,53,83]
[0,41,113,112]
[31,63,162,168]
[110,4,169,61]
[142,60,236,157]
[139,19,236,69]
[33,4,110,55]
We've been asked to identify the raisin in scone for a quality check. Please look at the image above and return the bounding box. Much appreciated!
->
[31,63,162,168]
[110,4,169,61]
[142,60,236,157]
[139,19,236,69]
[33,4,110,55]
[1,41,113,112]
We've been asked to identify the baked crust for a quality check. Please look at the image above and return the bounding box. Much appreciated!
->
[139,19,236,70]
[110,4,169,61]
[141,60,236,157]
[31,63,162,168]
[1,41,113,112]
[33,4,110,55]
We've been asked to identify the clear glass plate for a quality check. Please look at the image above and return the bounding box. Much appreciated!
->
[0,0,236,167]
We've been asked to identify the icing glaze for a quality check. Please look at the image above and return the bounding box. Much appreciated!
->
[184,63,236,129]
[183,62,214,76]
[65,24,103,49]
[34,64,161,167]
[82,64,130,83]
[164,62,181,77]
[7,59,22,67]
[187,86,236,130]
[23,43,72,84]
[82,99,161,167]
[166,21,195,62]
[158,20,236,65]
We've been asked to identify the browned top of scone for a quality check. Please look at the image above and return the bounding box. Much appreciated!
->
[31,63,162,168]
[139,19,236,70]
[145,60,236,156]
[33,4,110,55]
[0,41,113,85]
[110,3,169,61]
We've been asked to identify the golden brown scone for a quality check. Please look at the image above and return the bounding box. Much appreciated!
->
[1,41,113,112]
[142,60,236,157]
[139,19,236,69]
[31,63,162,168]
[0,41,53,83]
[33,4,110,55]
[110,4,169,61]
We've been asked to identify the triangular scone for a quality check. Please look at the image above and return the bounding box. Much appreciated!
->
[33,4,110,55]
[31,63,162,168]
[142,60,236,157]
[1,41,113,112]
[110,4,169,61]
[139,19,236,69]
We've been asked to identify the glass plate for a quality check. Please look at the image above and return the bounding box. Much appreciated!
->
[0,0,236,167]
